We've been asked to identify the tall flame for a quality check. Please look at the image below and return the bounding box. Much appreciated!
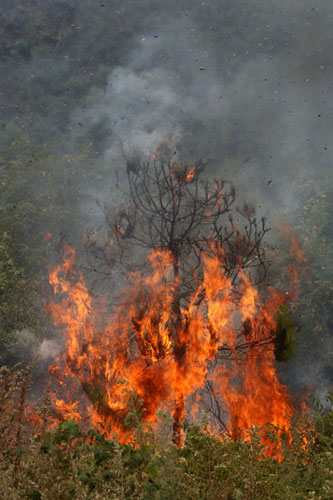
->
[47,235,301,456]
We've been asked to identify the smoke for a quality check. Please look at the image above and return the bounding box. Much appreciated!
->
[69,1,332,396]
[0,329,62,379]
[70,2,332,223]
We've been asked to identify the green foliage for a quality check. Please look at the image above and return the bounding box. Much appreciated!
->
[0,365,332,499]
[0,233,38,342]
[54,419,81,445]
[1,413,332,500]
[297,187,333,328]
[274,304,297,362]
[311,390,333,452]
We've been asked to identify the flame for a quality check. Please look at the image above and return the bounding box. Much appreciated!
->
[185,166,195,183]
[278,223,307,301]
[170,163,196,184]
[54,398,81,423]
[151,138,173,162]
[47,235,303,457]
[42,231,52,241]
[216,353,292,460]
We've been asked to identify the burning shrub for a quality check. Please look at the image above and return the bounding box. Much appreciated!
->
[43,150,308,452]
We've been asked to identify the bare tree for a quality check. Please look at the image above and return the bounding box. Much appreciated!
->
[92,152,266,283]
[82,147,275,441]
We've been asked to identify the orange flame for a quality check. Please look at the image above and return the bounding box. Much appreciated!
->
[278,223,307,301]
[42,231,52,242]
[47,236,303,457]
[170,163,196,184]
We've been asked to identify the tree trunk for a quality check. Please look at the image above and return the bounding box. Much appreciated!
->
[171,258,186,445]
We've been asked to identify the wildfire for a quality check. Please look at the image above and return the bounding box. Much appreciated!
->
[151,138,174,162]
[54,398,81,423]
[42,231,52,242]
[170,163,196,184]
[279,223,307,301]
[151,140,196,184]
[46,229,304,459]
[217,353,293,460]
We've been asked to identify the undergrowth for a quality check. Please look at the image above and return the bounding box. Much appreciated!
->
[0,366,332,500]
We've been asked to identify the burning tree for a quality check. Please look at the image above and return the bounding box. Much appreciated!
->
[48,146,296,449]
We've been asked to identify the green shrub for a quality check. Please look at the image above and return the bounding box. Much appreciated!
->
[0,366,332,499]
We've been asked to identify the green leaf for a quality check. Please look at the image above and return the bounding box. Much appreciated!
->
[26,491,41,500]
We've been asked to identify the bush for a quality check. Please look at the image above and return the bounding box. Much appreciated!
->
[0,365,332,499]
[0,233,38,344]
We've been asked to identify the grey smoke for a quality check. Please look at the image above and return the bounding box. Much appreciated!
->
[1,329,62,368]
[68,1,332,397]
[2,0,332,397]
[72,5,332,226]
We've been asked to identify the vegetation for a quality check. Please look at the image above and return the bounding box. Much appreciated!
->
[0,233,39,343]
[0,365,332,500]
[0,1,332,497]
[0,0,168,346]
[76,151,296,440]
[296,187,333,338]
[273,304,297,362]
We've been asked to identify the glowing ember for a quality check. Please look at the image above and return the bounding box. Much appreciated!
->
[42,231,52,242]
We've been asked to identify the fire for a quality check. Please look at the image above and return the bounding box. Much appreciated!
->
[54,398,80,423]
[47,234,302,457]
[217,353,292,460]
[279,223,307,301]
[185,166,195,183]
[42,231,52,241]
[170,163,196,184]
[151,138,173,162]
